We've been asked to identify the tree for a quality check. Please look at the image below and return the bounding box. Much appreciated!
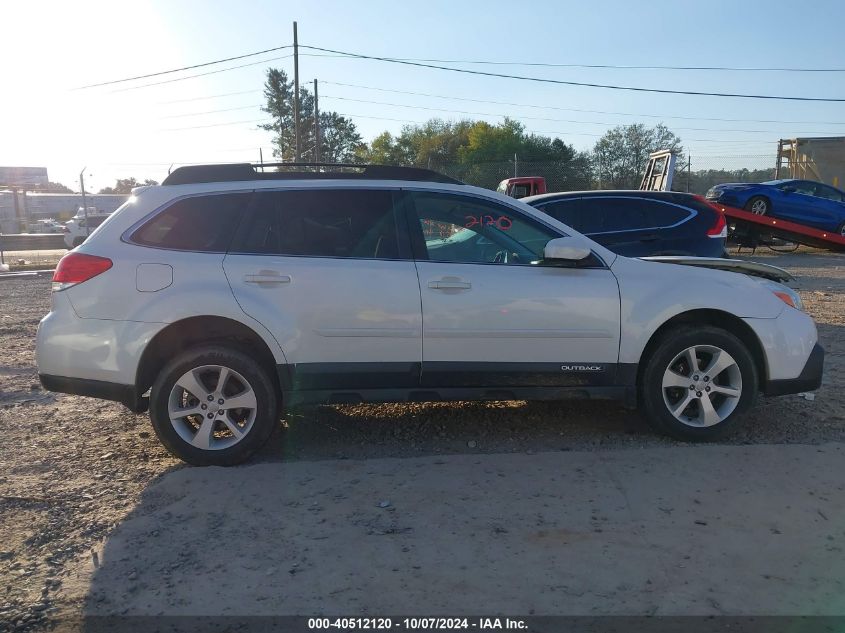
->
[592,123,684,189]
[98,177,158,194]
[260,68,363,162]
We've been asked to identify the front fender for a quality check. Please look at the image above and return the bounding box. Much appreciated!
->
[612,257,785,364]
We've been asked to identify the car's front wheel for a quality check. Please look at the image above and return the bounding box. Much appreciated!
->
[640,326,758,440]
[745,196,769,215]
[149,345,278,465]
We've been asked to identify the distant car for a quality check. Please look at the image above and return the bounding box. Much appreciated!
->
[63,212,112,248]
[29,219,63,234]
[524,190,727,258]
[706,179,845,236]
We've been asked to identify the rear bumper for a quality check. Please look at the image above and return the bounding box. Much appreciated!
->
[763,343,824,396]
[38,374,148,412]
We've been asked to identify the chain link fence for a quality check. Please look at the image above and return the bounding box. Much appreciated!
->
[436,154,796,196]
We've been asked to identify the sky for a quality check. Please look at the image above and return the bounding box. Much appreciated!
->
[2,0,845,192]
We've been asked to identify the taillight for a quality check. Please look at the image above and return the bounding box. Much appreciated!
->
[52,253,113,291]
[695,195,728,238]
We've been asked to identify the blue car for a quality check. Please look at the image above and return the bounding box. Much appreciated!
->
[706,179,845,236]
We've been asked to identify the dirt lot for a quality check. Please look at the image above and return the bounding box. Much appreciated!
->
[1,247,843,630]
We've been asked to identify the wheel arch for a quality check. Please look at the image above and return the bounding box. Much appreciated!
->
[135,316,281,408]
[636,308,768,392]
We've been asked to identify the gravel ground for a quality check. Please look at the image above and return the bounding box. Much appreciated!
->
[0,246,843,630]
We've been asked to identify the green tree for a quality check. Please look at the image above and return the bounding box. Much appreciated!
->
[260,68,363,163]
[98,178,158,194]
[592,123,684,189]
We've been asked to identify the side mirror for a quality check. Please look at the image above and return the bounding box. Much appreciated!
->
[543,236,592,262]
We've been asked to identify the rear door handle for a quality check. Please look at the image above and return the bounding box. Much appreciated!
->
[428,278,471,290]
[244,273,291,285]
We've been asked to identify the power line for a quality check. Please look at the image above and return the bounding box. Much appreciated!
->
[320,80,845,126]
[75,45,291,89]
[301,45,845,103]
[303,53,845,73]
[110,55,293,92]
[320,94,845,135]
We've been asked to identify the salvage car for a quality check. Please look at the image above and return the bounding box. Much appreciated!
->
[37,164,823,465]
[525,190,727,257]
[706,179,845,236]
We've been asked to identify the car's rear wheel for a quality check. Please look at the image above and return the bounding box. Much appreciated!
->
[149,345,278,466]
[745,196,769,216]
[640,326,758,441]
[837,221,845,237]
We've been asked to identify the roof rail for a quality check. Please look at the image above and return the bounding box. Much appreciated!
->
[161,162,464,186]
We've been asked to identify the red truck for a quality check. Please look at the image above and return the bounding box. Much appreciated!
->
[496,177,547,198]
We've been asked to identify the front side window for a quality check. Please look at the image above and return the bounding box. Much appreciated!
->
[235,189,401,259]
[409,191,559,265]
[815,185,843,202]
[132,193,249,252]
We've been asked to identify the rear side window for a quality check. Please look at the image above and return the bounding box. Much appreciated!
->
[132,193,248,251]
[640,200,690,227]
[235,189,400,259]
[579,197,690,233]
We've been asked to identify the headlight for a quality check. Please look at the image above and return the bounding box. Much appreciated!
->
[759,279,804,311]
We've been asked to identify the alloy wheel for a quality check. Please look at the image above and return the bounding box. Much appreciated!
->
[661,345,742,428]
[167,364,257,450]
[750,199,768,215]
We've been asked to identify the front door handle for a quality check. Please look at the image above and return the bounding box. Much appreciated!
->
[244,272,291,285]
[428,278,471,290]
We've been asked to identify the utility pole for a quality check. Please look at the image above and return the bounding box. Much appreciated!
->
[513,153,518,178]
[259,147,264,169]
[293,21,301,162]
[313,78,320,164]
[79,167,89,237]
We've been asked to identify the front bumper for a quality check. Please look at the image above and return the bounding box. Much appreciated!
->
[763,343,824,396]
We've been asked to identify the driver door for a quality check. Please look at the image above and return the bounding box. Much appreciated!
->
[401,190,621,389]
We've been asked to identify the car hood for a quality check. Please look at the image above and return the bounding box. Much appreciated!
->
[640,256,793,283]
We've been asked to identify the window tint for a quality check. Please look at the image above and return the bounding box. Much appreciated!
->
[237,189,400,259]
[132,193,248,251]
[792,181,817,196]
[410,192,558,265]
[540,199,583,231]
[640,200,689,226]
[577,197,688,233]
[815,185,843,202]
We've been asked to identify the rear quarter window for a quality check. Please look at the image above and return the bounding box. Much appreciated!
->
[131,193,249,252]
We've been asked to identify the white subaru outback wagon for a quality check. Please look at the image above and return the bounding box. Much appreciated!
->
[36,163,824,465]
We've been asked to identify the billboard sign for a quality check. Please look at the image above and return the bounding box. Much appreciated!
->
[0,166,49,187]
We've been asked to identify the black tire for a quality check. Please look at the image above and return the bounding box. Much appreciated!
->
[149,345,278,466]
[837,221,845,238]
[639,326,758,441]
[744,196,769,216]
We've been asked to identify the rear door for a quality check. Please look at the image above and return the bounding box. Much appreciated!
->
[223,187,423,395]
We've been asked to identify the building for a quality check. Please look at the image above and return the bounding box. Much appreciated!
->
[0,191,128,233]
